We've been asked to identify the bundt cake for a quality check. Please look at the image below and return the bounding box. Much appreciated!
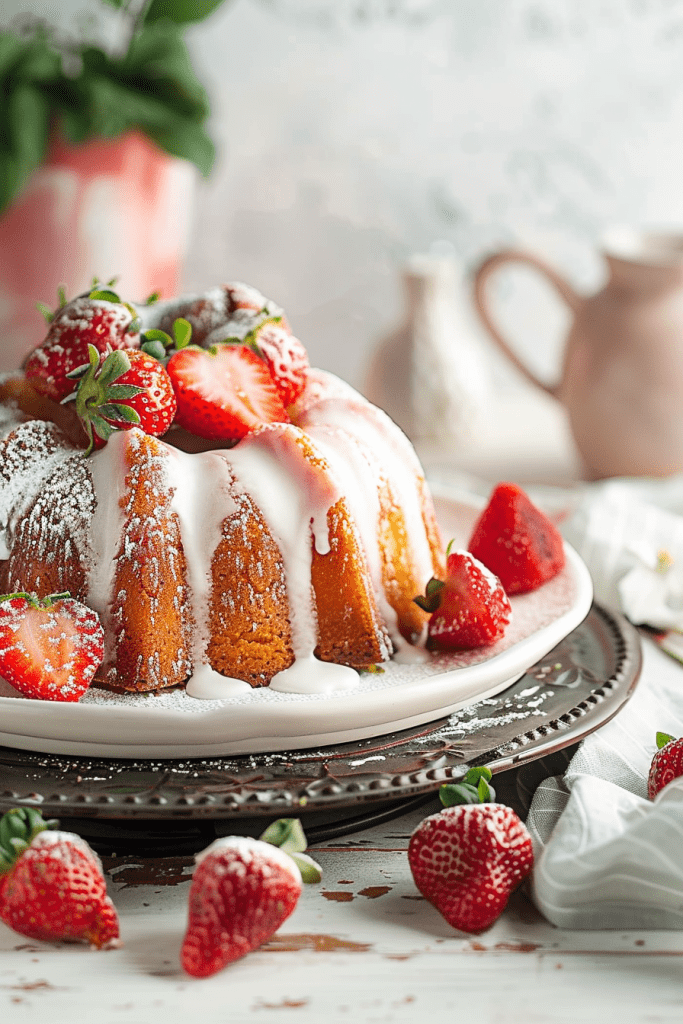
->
[0,282,445,696]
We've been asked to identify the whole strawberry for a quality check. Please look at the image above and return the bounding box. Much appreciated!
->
[415,547,511,650]
[648,731,683,799]
[71,345,177,454]
[181,819,321,978]
[409,771,533,933]
[0,591,104,702]
[0,807,120,948]
[181,837,302,977]
[25,286,140,402]
[468,482,565,595]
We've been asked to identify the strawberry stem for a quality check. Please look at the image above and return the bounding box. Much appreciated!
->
[440,766,496,806]
[259,818,323,884]
[657,731,676,750]
[0,808,58,875]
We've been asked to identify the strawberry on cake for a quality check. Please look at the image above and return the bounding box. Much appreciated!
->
[0,281,446,697]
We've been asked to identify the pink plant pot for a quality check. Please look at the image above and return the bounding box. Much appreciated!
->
[0,131,195,371]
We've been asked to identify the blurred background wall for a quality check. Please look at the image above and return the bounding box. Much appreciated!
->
[4,0,683,392]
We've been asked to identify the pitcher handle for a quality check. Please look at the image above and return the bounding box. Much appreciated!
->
[473,249,582,398]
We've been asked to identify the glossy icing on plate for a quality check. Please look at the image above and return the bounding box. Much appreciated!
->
[0,492,593,758]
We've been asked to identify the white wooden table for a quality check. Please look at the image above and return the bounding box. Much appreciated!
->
[1,797,682,1024]
[2,386,679,1024]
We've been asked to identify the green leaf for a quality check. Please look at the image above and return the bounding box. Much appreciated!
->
[144,0,228,26]
[89,288,121,303]
[439,767,496,807]
[0,33,25,77]
[142,328,173,346]
[289,851,323,884]
[173,317,192,348]
[99,403,141,424]
[260,818,308,854]
[657,731,676,750]
[105,383,146,400]
[36,301,54,324]
[141,339,167,361]
[144,116,214,176]
[97,349,131,388]
[439,783,482,807]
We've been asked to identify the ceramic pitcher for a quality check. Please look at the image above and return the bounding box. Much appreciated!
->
[473,228,683,479]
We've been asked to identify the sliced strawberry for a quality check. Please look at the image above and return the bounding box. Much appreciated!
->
[0,591,104,702]
[72,346,177,454]
[0,807,120,948]
[251,322,309,407]
[415,548,511,650]
[468,482,565,595]
[166,344,290,441]
[25,291,140,402]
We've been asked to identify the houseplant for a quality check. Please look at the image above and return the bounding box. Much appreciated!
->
[0,0,228,369]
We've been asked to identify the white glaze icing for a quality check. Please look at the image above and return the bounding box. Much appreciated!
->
[185,663,251,699]
[269,654,360,693]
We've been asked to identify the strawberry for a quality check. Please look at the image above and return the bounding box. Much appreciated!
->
[25,287,140,402]
[415,547,511,650]
[181,836,302,977]
[408,795,534,933]
[167,344,290,441]
[249,321,309,407]
[648,731,683,799]
[71,345,177,455]
[468,482,565,595]
[0,807,120,948]
[181,818,321,978]
[0,591,104,702]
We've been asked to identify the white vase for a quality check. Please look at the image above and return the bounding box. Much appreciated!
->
[365,253,491,451]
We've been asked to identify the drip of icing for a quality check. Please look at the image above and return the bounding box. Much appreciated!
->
[269,655,360,693]
[185,663,251,699]
[163,445,237,666]
[228,427,341,661]
[87,431,129,613]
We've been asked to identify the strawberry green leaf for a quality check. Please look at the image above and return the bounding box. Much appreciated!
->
[260,818,307,854]
[98,403,141,424]
[145,292,160,305]
[657,731,676,750]
[143,329,174,346]
[141,339,167,361]
[36,301,54,324]
[0,808,57,874]
[89,288,121,304]
[289,851,323,884]
[173,317,192,349]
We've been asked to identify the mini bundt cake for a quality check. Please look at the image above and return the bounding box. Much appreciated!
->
[0,283,444,695]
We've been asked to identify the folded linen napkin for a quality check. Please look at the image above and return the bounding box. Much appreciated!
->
[526,473,683,928]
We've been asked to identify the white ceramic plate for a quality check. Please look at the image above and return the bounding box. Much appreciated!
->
[0,491,593,758]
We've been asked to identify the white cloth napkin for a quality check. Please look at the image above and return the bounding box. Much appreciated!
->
[526,472,683,928]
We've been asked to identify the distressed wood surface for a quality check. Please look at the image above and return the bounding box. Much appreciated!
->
[0,797,681,1024]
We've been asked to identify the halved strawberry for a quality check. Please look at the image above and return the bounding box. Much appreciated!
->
[468,482,565,595]
[0,592,104,702]
[25,288,140,402]
[166,345,290,441]
[251,322,309,407]
[415,548,511,650]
